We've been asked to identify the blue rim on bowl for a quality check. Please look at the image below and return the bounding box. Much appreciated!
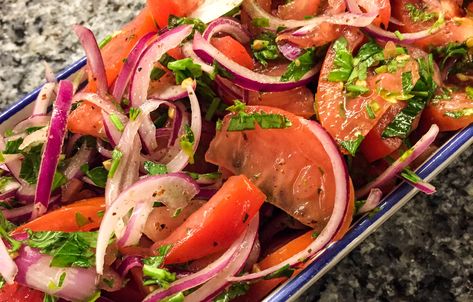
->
[1,57,472,302]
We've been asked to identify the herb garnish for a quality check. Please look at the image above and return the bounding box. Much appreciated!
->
[281,48,316,82]
[80,164,108,188]
[214,283,250,302]
[143,244,176,288]
[251,32,280,66]
[340,134,364,156]
[144,161,168,175]
[180,125,196,164]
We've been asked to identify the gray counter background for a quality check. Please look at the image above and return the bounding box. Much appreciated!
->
[0,0,472,301]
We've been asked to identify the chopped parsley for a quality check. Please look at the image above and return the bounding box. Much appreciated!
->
[466,86,473,100]
[108,149,123,178]
[143,244,175,288]
[281,48,316,82]
[180,125,196,164]
[327,37,353,82]
[27,231,99,268]
[383,55,437,138]
[251,32,279,66]
[263,264,295,280]
[80,164,108,188]
[144,161,168,175]
[0,212,21,252]
[110,114,125,132]
[214,283,250,302]
[252,17,269,28]
[366,103,376,119]
[168,15,206,34]
[444,108,473,119]
[167,58,203,84]
[405,3,437,22]
[3,138,23,154]
[129,107,141,121]
[228,112,292,131]
[340,134,364,156]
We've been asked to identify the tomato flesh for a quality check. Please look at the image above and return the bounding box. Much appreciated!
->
[211,36,255,70]
[147,0,202,28]
[0,283,43,302]
[206,106,339,231]
[153,175,266,264]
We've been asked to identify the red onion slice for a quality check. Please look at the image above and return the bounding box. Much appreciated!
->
[74,25,109,97]
[143,215,258,302]
[12,114,50,135]
[189,0,243,23]
[112,32,157,101]
[182,42,215,74]
[166,82,202,172]
[229,118,350,282]
[32,83,56,116]
[15,246,97,301]
[32,80,74,219]
[277,42,303,61]
[63,143,94,180]
[116,256,143,277]
[243,0,376,32]
[203,17,251,44]
[0,177,21,200]
[43,61,57,83]
[356,124,440,198]
[0,239,18,284]
[149,81,196,101]
[97,173,199,274]
[18,126,48,151]
[186,216,259,301]
[117,200,154,247]
[345,0,445,44]
[192,32,321,92]
[2,204,34,220]
[130,25,194,107]
[358,188,382,214]
[72,92,125,117]
[404,178,437,195]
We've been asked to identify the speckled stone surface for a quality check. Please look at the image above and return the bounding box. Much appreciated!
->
[1,1,472,301]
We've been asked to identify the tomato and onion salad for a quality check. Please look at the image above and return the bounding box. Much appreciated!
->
[1,0,472,301]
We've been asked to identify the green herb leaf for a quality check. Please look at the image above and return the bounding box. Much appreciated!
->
[251,32,279,66]
[214,283,250,302]
[466,86,473,100]
[51,172,67,192]
[444,108,473,119]
[0,212,21,252]
[143,244,175,288]
[168,15,206,33]
[340,134,364,156]
[108,149,123,178]
[180,125,195,164]
[167,58,202,84]
[161,292,185,302]
[227,112,292,131]
[144,161,168,175]
[19,144,43,184]
[28,231,99,268]
[328,38,353,82]
[3,138,24,154]
[281,48,316,82]
[405,3,437,22]
[150,67,167,81]
[263,264,295,280]
[109,114,125,132]
[252,17,269,28]
[26,126,45,134]
[80,164,108,188]
[366,103,376,119]
[401,71,414,94]
[129,107,142,121]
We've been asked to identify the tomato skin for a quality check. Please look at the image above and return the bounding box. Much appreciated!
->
[67,101,106,138]
[0,283,44,302]
[153,175,266,264]
[421,92,473,131]
[211,36,255,69]
[360,102,405,163]
[13,197,105,234]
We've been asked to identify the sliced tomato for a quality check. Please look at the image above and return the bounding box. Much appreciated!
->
[211,36,255,69]
[147,0,202,28]
[421,91,473,131]
[392,0,473,48]
[360,102,405,162]
[153,175,266,264]
[247,86,315,119]
[357,0,391,28]
[276,0,321,20]
[316,28,391,152]
[13,197,105,234]
[276,0,346,48]
[0,283,43,302]
[206,106,345,231]
[67,101,106,138]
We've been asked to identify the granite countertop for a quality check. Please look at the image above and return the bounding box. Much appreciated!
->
[1,0,472,301]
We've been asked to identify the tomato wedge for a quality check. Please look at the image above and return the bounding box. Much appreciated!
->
[67,100,106,138]
[0,283,43,302]
[211,36,255,69]
[147,0,202,28]
[153,175,266,264]
[421,91,473,131]
[13,197,105,234]
[206,106,343,231]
